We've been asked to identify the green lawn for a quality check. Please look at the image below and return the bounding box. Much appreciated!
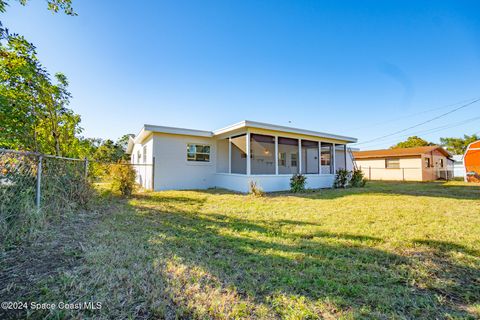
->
[1,181,479,319]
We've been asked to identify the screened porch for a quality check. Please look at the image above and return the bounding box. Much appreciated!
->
[216,132,348,176]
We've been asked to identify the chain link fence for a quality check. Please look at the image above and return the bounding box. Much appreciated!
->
[358,166,455,181]
[0,149,157,245]
[0,149,93,244]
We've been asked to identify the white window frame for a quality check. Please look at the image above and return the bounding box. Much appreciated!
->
[187,143,211,163]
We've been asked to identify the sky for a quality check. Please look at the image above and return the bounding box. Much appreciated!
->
[3,0,480,149]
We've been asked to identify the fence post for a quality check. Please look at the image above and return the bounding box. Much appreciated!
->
[36,155,43,210]
[151,156,155,190]
[84,158,89,180]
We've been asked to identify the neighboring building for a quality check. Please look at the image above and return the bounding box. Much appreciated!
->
[452,155,466,179]
[353,146,454,181]
[126,120,357,192]
[464,140,480,182]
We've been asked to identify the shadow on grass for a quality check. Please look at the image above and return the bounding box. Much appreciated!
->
[129,192,479,318]
[270,181,480,201]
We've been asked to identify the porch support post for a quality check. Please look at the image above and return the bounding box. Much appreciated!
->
[318,141,322,175]
[344,144,347,171]
[274,136,278,175]
[332,143,336,174]
[246,131,251,175]
[298,139,302,174]
[228,137,232,174]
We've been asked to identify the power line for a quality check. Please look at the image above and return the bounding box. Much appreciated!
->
[349,97,480,132]
[359,115,480,149]
[353,98,480,146]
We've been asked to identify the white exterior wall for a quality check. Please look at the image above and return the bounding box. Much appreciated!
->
[131,135,154,189]
[152,133,217,190]
[131,132,349,192]
[452,155,465,178]
[214,173,335,193]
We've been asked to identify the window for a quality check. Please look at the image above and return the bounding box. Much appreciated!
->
[143,146,147,163]
[385,158,400,169]
[278,152,287,166]
[187,144,210,162]
[439,159,444,168]
[425,157,431,168]
[291,153,298,167]
[278,137,298,174]
[137,150,141,164]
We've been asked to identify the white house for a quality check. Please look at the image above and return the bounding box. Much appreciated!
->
[126,120,357,192]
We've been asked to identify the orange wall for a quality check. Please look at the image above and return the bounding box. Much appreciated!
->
[464,140,480,182]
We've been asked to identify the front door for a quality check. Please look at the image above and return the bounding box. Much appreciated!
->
[306,148,319,174]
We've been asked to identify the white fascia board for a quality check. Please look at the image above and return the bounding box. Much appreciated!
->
[144,124,213,137]
[133,124,213,145]
[126,136,135,154]
[213,120,357,143]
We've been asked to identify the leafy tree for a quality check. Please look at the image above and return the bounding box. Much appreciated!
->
[1,0,81,156]
[391,136,434,149]
[0,31,82,156]
[0,0,75,15]
[440,134,479,155]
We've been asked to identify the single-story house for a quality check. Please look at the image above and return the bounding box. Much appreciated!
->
[353,146,454,181]
[126,120,357,192]
[464,140,480,182]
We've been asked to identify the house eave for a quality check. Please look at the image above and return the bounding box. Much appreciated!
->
[213,120,357,143]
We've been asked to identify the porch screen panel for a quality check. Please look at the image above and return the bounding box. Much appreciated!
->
[321,143,333,174]
[301,140,319,174]
[278,137,299,174]
[335,144,347,171]
[231,134,247,174]
[251,134,275,174]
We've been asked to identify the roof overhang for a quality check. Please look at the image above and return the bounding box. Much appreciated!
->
[214,120,357,143]
[127,120,357,152]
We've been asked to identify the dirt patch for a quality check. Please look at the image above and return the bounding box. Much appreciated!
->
[0,209,102,319]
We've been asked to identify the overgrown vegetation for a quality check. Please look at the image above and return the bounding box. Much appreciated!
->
[249,180,265,197]
[290,173,306,192]
[0,152,93,247]
[1,181,479,319]
[109,162,136,196]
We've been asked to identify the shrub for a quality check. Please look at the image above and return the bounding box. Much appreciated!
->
[350,168,367,187]
[334,169,351,188]
[249,181,265,197]
[290,174,307,193]
[110,163,136,196]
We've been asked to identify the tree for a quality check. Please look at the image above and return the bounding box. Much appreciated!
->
[0,31,82,156]
[1,0,81,156]
[0,0,75,15]
[391,136,434,149]
[440,134,479,155]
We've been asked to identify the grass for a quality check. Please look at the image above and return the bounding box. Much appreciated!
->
[1,181,479,319]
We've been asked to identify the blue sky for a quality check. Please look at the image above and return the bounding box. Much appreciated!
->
[3,0,480,149]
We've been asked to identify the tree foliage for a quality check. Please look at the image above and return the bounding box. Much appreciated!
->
[0,0,75,15]
[0,30,82,156]
[391,136,434,149]
[440,134,479,155]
